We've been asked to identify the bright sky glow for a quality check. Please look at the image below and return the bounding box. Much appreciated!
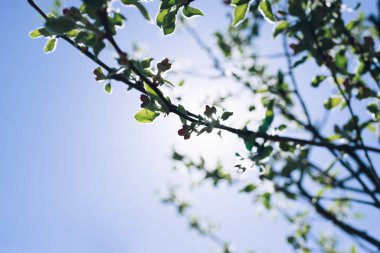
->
[0,1,379,253]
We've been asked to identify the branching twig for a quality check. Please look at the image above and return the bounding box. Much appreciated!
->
[27,0,380,157]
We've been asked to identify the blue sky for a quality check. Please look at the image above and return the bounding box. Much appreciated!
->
[0,1,379,253]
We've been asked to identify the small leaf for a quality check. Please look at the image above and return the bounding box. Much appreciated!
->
[335,50,348,73]
[172,151,184,161]
[232,0,252,27]
[121,0,151,21]
[196,126,208,136]
[242,133,256,151]
[311,75,327,87]
[258,146,274,160]
[258,0,276,23]
[178,80,185,86]
[324,96,342,110]
[279,142,294,152]
[144,83,159,100]
[93,67,105,81]
[45,16,76,34]
[215,32,232,57]
[44,38,57,53]
[29,28,50,38]
[182,6,204,18]
[367,102,379,120]
[104,83,112,94]
[134,108,159,123]
[240,184,257,193]
[65,29,81,38]
[157,58,172,73]
[354,61,367,81]
[262,192,271,209]
[177,104,187,125]
[221,111,233,121]
[273,21,288,37]
[112,12,126,27]
[140,58,153,69]
[327,134,342,141]
[292,55,308,68]
[259,103,274,132]
[163,9,178,35]
[156,9,169,28]
[276,124,287,131]
[366,123,376,133]
[366,102,378,114]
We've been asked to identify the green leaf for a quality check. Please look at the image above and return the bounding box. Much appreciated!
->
[140,58,153,69]
[91,38,105,57]
[177,104,187,125]
[65,29,81,38]
[357,86,376,100]
[163,9,179,35]
[54,0,62,8]
[335,50,348,73]
[144,83,159,100]
[258,0,276,23]
[104,83,112,94]
[366,123,376,133]
[327,134,342,141]
[44,38,57,53]
[273,21,288,37]
[240,184,257,193]
[354,61,367,81]
[134,108,159,123]
[215,32,231,57]
[279,142,294,152]
[111,12,126,27]
[367,102,379,120]
[156,9,169,28]
[93,67,106,81]
[221,111,233,121]
[258,146,274,160]
[259,103,274,132]
[182,6,204,18]
[242,133,256,151]
[157,58,172,73]
[311,75,327,87]
[172,151,184,161]
[121,0,151,21]
[292,55,308,68]
[159,0,177,10]
[29,28,50,38]
[45,16,76,34]
[324,96,342,110]
[196,126,208,136]
[262,192,271,209]
[178,80,185,86]
[156,1,181,33]
[232,0,252,27]
[367,102,378,114]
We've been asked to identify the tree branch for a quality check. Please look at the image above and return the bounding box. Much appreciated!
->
[297,181,380,250]
[27,0,380,161]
